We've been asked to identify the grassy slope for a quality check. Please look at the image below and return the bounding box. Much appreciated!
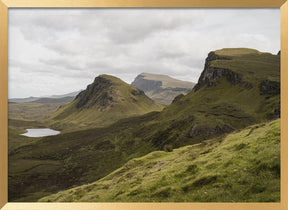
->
[8,48,280,202]
[8,112,161,201]
[212,48,280,82]
[39,119,280,202]
[144,89,191,106]
[151,48,280,148]
[47,75,163,130]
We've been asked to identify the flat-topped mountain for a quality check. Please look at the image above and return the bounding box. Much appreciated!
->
[131,73,195,105]
[47,74,164,130]
[194,48,280,91]
[155,48,280,148]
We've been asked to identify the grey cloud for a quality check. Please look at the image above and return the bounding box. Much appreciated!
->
[104,12,203,44]
[10,9,204,47]
[39,58,85,70]
[85,61,115,70]
[177,57,205,69]
[44,42,80,56]
[8,9,280,98]
[9,60,52,74]
[156,51,187,60]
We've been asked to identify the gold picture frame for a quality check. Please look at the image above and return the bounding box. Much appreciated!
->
[0,0,287,209]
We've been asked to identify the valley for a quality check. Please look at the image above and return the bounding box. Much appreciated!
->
[8,48,280,202]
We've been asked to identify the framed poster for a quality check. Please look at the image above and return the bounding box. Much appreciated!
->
[0,0,287,210]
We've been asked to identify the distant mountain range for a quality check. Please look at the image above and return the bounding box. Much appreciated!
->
[9,73,195,106]
[8,90,81,103]
[132,73,195,105]
[8,74,196,122]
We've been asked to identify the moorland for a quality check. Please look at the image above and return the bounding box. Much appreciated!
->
[8,48,280,202]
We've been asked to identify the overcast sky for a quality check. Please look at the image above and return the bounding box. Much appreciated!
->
[8,8,280,98]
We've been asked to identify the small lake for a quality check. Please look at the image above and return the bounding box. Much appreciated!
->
[20,128,60,138]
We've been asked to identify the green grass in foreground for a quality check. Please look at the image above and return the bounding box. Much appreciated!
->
[9,48,280,202]
[39,119,280,202]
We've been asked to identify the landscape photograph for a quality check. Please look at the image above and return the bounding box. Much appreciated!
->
[8,8,280,202]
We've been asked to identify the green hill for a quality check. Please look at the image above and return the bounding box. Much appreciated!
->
[47,74,164,130]
[8,48,280,202]
[39,119,280,202]
[152,48,280,149]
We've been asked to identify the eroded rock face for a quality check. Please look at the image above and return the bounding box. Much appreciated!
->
[194,52,243,91]
[131,75,163,92]
[259,80,280,96]
[131,89,145,96]
[131,73,194,105]
[75,77,115,109]
[206,51,230,62]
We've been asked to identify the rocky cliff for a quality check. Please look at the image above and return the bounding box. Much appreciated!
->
[156,48,280,148]
[194,52,253,91]
[132,73,195,105]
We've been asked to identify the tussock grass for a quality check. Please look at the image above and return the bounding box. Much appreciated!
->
[9,48,280,202]
[40,119,280,202]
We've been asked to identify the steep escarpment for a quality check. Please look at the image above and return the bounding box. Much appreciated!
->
[75,76,115,109]
[132,74,162,92]
[48,48,280,150]
[132,73,195,105]
[194,52,243,91]
[47,75,164,130]
[9,48,280,202]
[194,49,279,92]
[153,48,280,148]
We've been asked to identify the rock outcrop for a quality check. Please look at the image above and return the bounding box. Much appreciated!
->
[259,80,280,96]
[194,52,244,91]
[76,76,114,109]
[132,74,163,92]
[132,73,195,105]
